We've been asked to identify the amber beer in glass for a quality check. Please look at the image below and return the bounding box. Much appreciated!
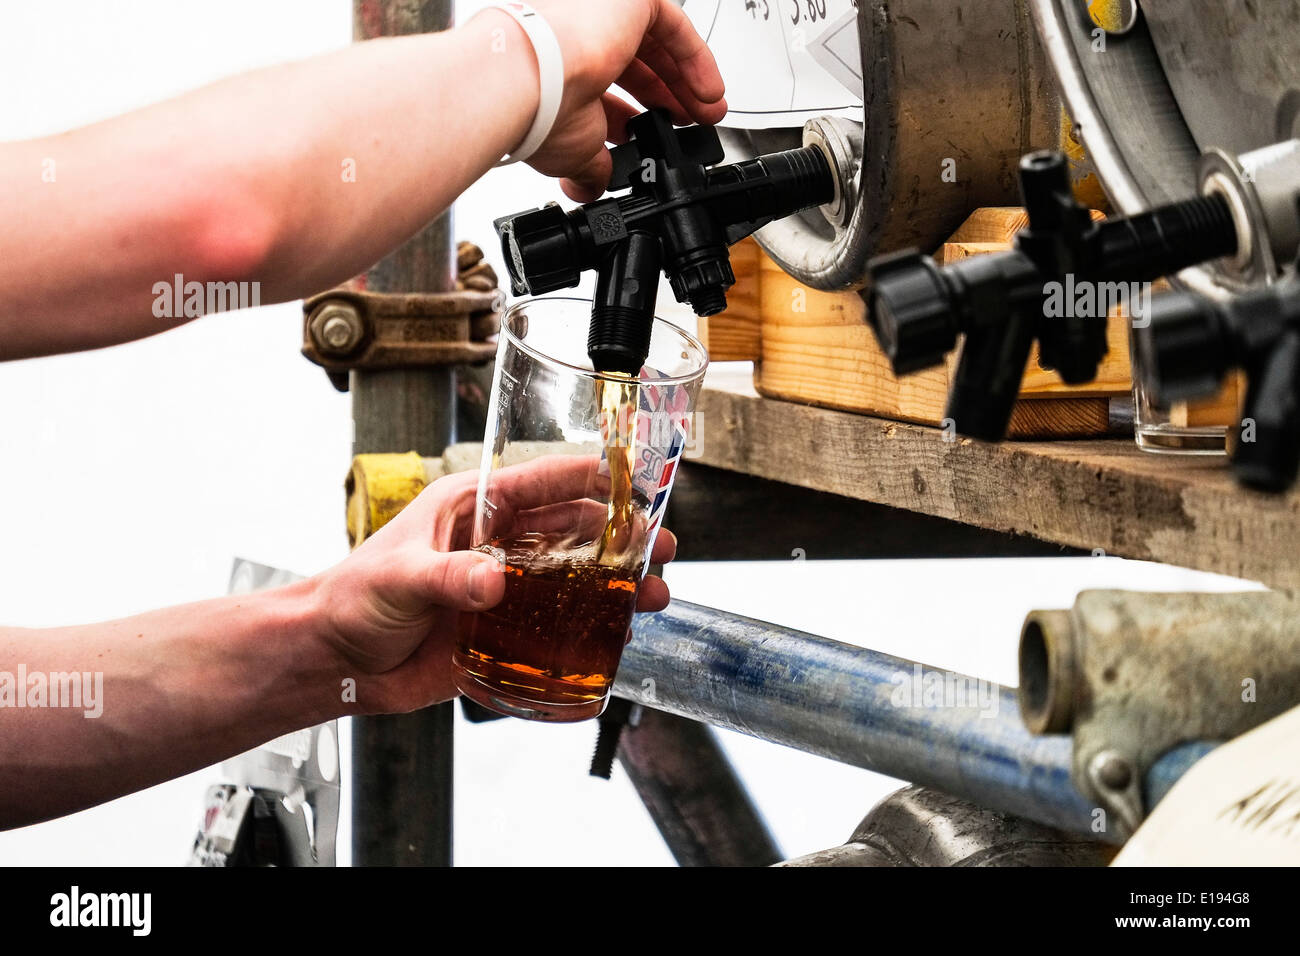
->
[452,297,707,721]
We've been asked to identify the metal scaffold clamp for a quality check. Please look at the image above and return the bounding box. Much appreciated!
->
[301,241,504,391]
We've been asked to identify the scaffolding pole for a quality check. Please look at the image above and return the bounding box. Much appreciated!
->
[349,0,457,868]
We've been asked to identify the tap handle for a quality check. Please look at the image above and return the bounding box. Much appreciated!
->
[608,109,725,190]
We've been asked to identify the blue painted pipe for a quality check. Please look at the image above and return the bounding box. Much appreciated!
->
[615,600,1212,841]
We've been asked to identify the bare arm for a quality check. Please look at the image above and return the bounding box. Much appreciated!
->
[0,0,725,359]
[0,463,678,829]
[0,580,341,827]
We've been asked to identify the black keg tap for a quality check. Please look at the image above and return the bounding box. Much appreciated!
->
[494,109,835,375]
[864,150,1238,441]
[1135,260,1300,492]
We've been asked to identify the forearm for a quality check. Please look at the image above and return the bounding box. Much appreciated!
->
[0,10,535,359]
[0,578,343,829]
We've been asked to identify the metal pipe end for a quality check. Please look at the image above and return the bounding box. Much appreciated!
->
[1018,610,1077,735]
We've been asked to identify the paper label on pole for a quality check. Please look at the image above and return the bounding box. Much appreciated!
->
[1113,705,1300,866]
[683,0,863,129]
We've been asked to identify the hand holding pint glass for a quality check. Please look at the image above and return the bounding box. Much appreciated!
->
[452,297,708,721]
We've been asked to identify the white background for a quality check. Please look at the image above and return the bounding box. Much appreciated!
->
[0,0,1257,866]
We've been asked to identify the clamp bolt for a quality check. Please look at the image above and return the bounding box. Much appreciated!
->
[1095,752,1133,791]
[309,302,366,357]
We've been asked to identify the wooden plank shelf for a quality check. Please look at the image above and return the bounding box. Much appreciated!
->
[691,377,1300,590]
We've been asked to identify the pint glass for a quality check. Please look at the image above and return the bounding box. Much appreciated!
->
[452,297,707,721]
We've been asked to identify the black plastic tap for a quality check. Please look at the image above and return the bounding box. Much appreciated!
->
[494,109,835,375]
[864,151,1238,441]
[1135,260,1300,492]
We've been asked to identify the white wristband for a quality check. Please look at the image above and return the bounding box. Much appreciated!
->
[491,3,565,167]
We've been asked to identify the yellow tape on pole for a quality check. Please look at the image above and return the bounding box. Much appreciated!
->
[345,452,430,548]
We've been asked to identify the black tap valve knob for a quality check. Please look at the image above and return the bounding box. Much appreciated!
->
[669,258,735,318]
[494,203,581,296]
[1234,329,1300,492]
[1138,261,1300,493]
[609,111,725,186]
[867,250,961,375]
[1132,291,1233,406]
[1017,150,1094,249]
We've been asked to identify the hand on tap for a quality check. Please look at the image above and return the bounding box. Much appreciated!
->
[483,0,728,201]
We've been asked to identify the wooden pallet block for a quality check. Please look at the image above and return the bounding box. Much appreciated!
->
[696,234,762,361]
[700,208,1130,439]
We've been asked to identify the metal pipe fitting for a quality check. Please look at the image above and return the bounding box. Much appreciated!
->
[1017,609,1077,734]
[1019,589,1300,837]
[778,784,1113,867]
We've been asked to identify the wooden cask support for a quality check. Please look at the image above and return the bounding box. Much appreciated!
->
[696,236,762,362]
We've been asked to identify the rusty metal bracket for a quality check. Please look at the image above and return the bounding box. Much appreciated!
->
[302,242,503,390]
[1019,589,1300,840]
